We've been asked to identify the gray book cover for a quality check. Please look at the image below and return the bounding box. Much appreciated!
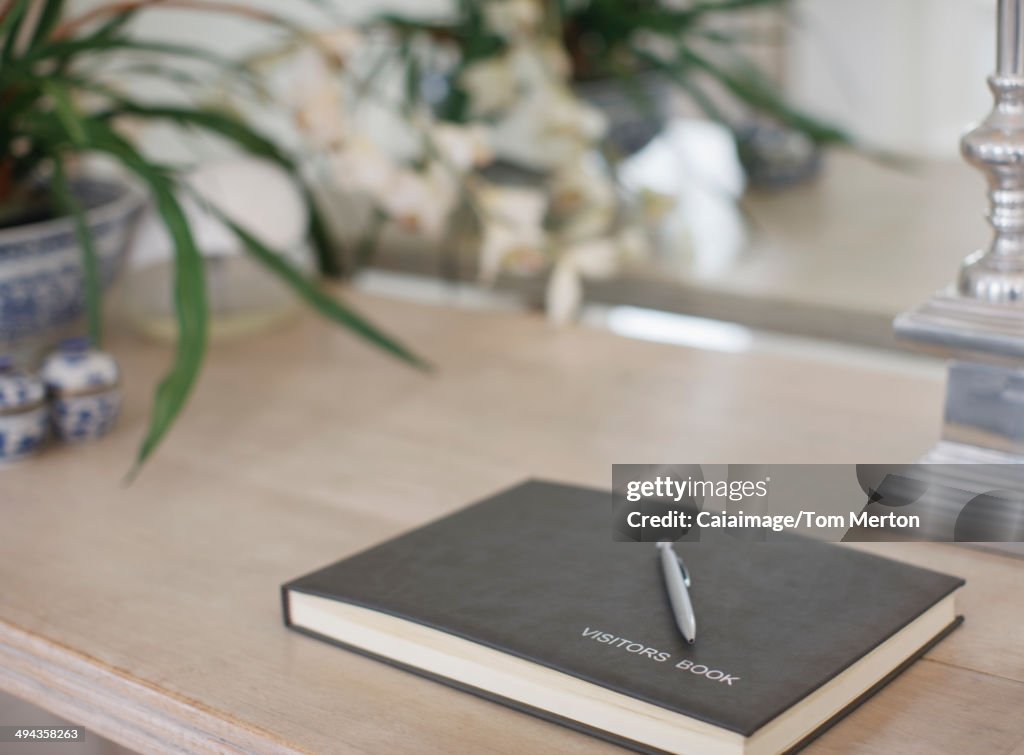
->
[283,480,963,750]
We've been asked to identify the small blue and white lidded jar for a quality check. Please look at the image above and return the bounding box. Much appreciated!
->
[41,338,122,442]
[0,357,48,463]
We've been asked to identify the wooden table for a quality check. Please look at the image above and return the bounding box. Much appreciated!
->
[1,294,1022,754]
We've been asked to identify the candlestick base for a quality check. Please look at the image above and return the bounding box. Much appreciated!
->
[895,290,1024,462]
[895,288,1024,364]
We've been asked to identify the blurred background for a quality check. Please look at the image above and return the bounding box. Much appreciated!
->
[80,0,999,352]
[7,0,995,360]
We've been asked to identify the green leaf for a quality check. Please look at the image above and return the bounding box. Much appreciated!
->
[42,79,87,145]
[99,103,287,163]
[23,37,252,76]
[29,0,66,46]
[50,154,103,345]
[132,180,207,475]
[72,120,209,476]
[105,62,207,89]
[404,51,422,108]
[1,0,30,61]
[681,47,855,146]
[96,103,342,277]
[375,15,460,37]
[684,0,790,16]
[87,7,140,40]
[304,190,341,278]
[48,70,130,103]
[115,174,209,477]
[200,194,429,371]
[630,47,731,127]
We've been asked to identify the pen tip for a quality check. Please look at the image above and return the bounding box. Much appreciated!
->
[687,638,696,645]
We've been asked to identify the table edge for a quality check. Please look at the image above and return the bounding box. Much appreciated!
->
[0,617,305,755]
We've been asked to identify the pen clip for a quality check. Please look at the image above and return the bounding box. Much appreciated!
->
[657,542,691,587]
[675,554,691,587]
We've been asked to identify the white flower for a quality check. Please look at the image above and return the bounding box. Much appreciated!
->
[328,132,466,241]
[618,119,747,275]
[544,235,625,325]
[616,224,652,263]
[546,257,582,326]
[315,28,363,67]
[379,168,454,239]
[477,185,548,281]
[557,203,617,244]
[460,56,519,116]
[491,83,608,170]
[619,119,745,200]
[534,39,573,80]
[564,236,620,278]
[292,50,348,150]
[550,151,613,214]
[295,89,347,150]
[549,150,617,241]
[424,161,461,211]
[545,94,607,143]
[329,136,399,202]
[431,123,494,173]
[483,0,544,39]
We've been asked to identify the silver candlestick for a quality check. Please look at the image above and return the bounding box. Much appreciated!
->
[895,0,1024,463]
[960,0,1024,301]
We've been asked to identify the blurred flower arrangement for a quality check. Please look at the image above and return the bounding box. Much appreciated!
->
[0,0,849,471]
[284,0,851,323]
[287,11,628,325]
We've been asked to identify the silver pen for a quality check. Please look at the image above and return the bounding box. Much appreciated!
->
[657,542,696,644]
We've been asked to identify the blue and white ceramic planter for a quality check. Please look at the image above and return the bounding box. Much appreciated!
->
[0,178,146,352]
[50,390,122,443]
[0,358,48,463]
[41,339,121,443]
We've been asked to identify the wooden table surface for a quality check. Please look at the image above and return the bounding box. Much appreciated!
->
[1,294,1022,754]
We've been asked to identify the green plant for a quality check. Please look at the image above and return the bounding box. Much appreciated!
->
[386,0,853,147]
[0,0,426,476]
[564,0,852,145]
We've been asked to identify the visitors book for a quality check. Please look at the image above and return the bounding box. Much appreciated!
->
[282,481,964,754]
